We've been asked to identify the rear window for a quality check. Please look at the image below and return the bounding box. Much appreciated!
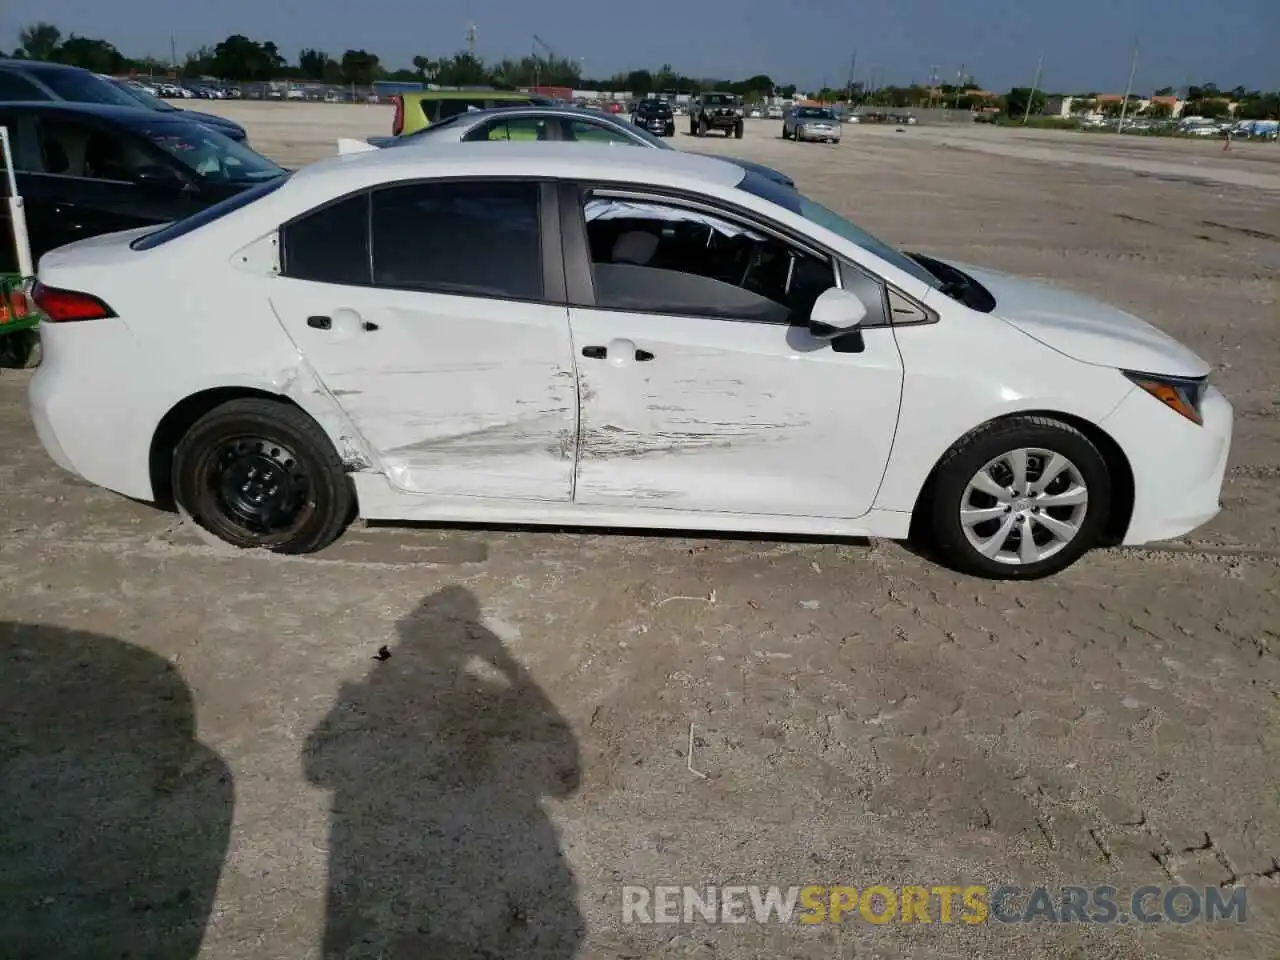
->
[130,174,289,250]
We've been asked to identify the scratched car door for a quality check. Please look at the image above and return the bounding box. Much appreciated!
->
[269,180,577,502]
[564,191,903,518]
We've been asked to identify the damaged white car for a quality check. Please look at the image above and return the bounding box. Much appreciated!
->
[28,143,1231,579]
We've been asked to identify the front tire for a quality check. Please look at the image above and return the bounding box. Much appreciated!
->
[697,117,707,137]
[733,122,743,138]
[172,398,354,554]
[924,416,1111,580]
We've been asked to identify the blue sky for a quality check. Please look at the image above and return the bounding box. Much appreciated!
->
[5,0,1276,93]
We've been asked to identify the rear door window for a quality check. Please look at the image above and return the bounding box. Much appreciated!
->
[464,116,550,142]
[279,191,371,284]
[369,180,542,300]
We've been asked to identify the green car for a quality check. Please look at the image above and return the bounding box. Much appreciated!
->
[391,89,558,136]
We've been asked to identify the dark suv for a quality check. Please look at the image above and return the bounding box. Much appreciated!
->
[690,92,744,138]
[0,59,247,142]
[630,98,675,137]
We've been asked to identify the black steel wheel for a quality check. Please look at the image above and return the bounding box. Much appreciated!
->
[173,398,353,553]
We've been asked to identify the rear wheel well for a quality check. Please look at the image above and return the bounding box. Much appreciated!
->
[149,388,302,510]
[909,410,1135,548]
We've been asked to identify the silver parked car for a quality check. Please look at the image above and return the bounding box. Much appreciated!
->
[346,104,797,188]
[783,105,842,143]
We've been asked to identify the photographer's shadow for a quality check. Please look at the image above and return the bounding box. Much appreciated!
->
[0,622,233,959]
[304,587,582,959]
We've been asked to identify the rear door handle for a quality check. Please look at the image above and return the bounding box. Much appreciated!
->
[307,315,331,330]
[581,345,607,359]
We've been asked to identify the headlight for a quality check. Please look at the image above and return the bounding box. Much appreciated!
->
[1123,370,1208,425]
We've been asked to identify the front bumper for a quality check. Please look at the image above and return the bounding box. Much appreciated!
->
[1100,384,1233,544]
[796,126,841,141]
[702,112,741,127]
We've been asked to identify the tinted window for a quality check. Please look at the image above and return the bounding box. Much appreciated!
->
[437,97,513,121]
[36,69,143,107]
[565,120,634,144]
[282,193,371,285]
[581,195,834,324]
[465,116,549,141]
[0,71,49,101]
[132,120,283,184]
[38,118,148,180]
[371,181,542,300]
[132,174,290,250]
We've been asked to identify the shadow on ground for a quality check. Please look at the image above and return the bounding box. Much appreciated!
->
[304,586,583,959]
[0,621,233,958]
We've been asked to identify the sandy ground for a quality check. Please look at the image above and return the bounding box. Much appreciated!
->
[2,102,1279,959]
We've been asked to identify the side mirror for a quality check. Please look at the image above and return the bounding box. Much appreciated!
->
[807,287,868,339]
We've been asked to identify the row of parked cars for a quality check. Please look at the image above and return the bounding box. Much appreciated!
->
[4,68,1234,580]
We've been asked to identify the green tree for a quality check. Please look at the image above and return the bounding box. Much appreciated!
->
[51,35,127,73]
[299,48,329,81]
[1153,86,1175,96]
[1236,94,1279,120]
[1184,98,1229,119]
[1146,101,1173,118]
[339,49,381,86]
[435,52,488,87]
[1005,86,1047,118]
[15,22,61,60]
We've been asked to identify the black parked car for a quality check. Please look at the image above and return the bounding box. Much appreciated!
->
[0,59,248,142]
[0,102,285,273]
[630,98,675,137]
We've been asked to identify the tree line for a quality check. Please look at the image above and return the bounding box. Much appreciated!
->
[8,22,797,99]
[8,22,1277,118]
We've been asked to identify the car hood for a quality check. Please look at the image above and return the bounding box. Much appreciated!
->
[946,261,1210,377]
[184,110,245,138]
[725,157,796,189]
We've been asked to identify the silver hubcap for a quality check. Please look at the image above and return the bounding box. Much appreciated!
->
[960,448,1089,565]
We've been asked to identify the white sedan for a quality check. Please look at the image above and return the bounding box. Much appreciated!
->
[27,144,1232,579]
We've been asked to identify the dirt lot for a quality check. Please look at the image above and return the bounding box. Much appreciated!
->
[2,103,1278,959]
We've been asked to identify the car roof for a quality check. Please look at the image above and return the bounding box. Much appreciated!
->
[0,99,207,128]
[0,58,90,77]
[402,89,540,101]
[441,103,635,123]
[296,140,744,191]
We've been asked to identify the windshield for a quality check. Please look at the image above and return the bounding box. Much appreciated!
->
[619,119,673,148]
[737,171,940,288]
[797,107,834,120]
[110,79,180,112]
[138,121,284,183]
[641,100,671,114]
[704,94,733,105]
[39,69,144,107]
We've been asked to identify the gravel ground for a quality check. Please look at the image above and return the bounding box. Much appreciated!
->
[2,104,1278,960]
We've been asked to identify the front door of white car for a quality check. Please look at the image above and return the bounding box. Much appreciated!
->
[268,180,577,502]
[564,192,904,518]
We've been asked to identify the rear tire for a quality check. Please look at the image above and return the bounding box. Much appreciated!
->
[697,117,707,137]
[734,122,744,139]
[172,398,354,554]
[923,416,1111,580]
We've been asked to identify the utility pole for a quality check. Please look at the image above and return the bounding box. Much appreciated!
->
[170,35,177,76]
[928,64,940,108]
[1022,54,1044,124]
[465,22,477,58]
[1117,38,1139,133]
[954,63,966,108]
[845,51,857,105]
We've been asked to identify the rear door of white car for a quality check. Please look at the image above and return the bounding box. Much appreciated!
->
[558,183,904,518]
[268,179,578,502]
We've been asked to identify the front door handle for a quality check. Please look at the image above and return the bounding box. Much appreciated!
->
[581,345,607,359]
[307,315,331,330]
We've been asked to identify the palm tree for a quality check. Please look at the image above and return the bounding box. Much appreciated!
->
[16,22,61,60]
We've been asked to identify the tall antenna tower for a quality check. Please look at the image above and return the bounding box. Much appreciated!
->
[465,22,477,57]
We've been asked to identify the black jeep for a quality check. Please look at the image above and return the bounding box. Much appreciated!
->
[631,97,675,137]
[690,92,744,138]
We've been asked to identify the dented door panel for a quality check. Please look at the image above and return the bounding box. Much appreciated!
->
[270,282,577,501]
[567,307,904,518]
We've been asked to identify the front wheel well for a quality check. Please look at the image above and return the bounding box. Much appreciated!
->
[148,387,303,510]
[909,410,1136,548]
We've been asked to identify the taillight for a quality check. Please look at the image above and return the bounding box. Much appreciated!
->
[391,95,404,136]
[31,282,116,322]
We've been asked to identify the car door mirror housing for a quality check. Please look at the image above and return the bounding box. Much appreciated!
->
[808,287,868,339]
